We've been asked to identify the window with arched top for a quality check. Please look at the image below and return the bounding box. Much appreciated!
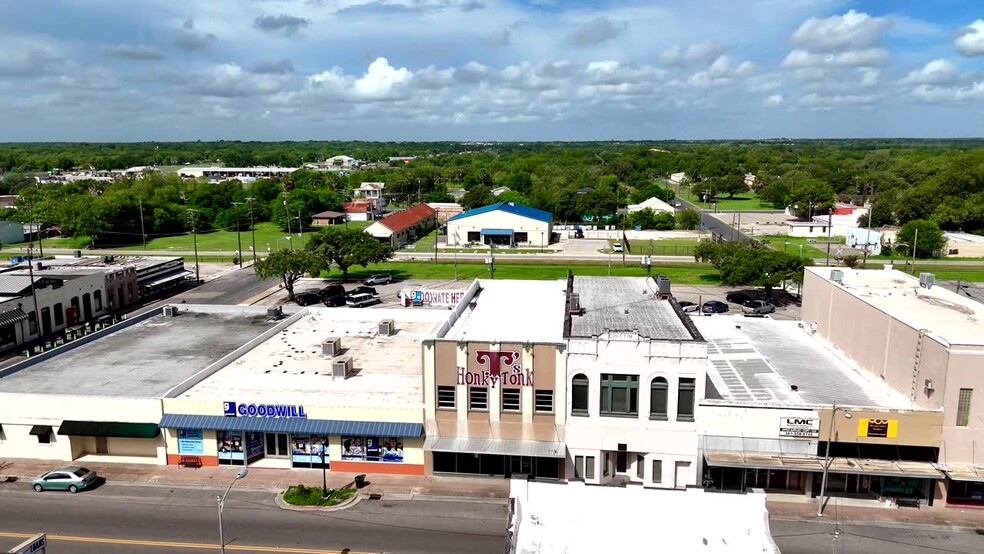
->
[650,377,668,421]
[571,374,589,416]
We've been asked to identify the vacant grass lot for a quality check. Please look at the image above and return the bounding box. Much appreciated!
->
[321,259,722,283]
[605,238,700,256]
[758,236,832,258]
[690,192,776,211]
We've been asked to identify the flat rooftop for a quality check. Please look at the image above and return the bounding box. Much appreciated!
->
[0,307,277,397]
[179,308,447,407]
[568,276,695,340]
[443,279,567,343]
[40,255,182,272]
[692,316,916,409]
[808,267,984,346]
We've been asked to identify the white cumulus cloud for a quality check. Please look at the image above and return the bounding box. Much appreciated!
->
[791,10,886,53]
[763,94,783,107]
[900,59,959,85]
[912,82,984,104]
[955,20,984,56]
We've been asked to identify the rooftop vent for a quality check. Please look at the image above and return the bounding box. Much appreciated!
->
[830,269,844,284]
[266,306,283,320]
[162,305,177,317]
[568,293,584,316]
[73,250,82,258]
[378,319,395,336]
[919,272,936,289]
[34,261,43,271]
[322,337,342,357]
[332,355,354,379]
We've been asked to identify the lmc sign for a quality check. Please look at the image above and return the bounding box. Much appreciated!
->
[779,417,819,438]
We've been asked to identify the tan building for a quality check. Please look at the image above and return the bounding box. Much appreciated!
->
[423,279,567,479]
[801,266,984,506]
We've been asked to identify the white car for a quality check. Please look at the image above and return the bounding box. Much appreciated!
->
[612,242,624,253]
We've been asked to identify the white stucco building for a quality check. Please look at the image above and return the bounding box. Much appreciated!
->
[563,276,707,489]
[626,196,675,214]
[446,202,553,247]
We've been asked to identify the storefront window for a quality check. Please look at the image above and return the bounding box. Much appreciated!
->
[177,429,204,455]
[342,436,404,463]
[291,435,328,468]
[217,431,244,465]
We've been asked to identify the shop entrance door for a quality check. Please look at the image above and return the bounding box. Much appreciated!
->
[265,433,289,458]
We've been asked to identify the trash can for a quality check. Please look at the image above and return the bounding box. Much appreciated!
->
[354,474,367,489]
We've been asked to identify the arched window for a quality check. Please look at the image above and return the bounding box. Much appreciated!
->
[571,374,589,416]
[94,290,103,311]
[650,377,668,420]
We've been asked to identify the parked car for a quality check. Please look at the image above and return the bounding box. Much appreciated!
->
[318,285,346,299]
[348,286,378,297]
[323,295,348,307]
[701,300,730,314]
[294,292,323,306]
[742,300,776,315]
[347,292,382,308]
[612,242,624,253]
[32,466,98,493]
[677,301,699,313]
[726,292,752,304]
[363,273,393,286]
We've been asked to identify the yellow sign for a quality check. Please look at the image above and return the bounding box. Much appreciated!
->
[858,418,898,439]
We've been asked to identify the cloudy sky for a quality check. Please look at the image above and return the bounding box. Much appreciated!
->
[2,0,983,141]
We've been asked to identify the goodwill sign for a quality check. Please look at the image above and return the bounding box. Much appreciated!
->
[224,402,308,419]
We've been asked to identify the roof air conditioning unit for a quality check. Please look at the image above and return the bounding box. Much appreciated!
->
[266,306,283,320]
[568,293,582,314]
[378,319,395,336]
[332,355,354,379]
[830,269,843,284]
[163,306,177,317]
[656,275,671,296]
[322,337,342,357]
[919,273,936,289]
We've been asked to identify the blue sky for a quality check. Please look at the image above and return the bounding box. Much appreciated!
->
[1,0,983,141]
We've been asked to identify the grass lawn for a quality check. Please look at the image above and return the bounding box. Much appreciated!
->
[282,485,356,507]
[321,259,722,284]
[689,191,777,211]
[400,229,437,253]
[605,238,699,256]
[758,236,831,258]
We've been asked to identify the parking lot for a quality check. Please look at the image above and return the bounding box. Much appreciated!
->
[282,277,468,309]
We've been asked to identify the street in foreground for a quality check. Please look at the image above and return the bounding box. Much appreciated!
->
[0,483,507,554]
[771,519,984,554]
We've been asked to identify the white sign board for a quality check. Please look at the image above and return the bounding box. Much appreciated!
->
[401,289,466,308]
[8,534,46,554]
[778,417,820,438]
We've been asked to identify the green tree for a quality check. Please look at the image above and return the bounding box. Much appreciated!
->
[652,211,675,230]
[675,208,701,230]
[694,240,808,298]
[307,226,393,281]
[787,179,835,219]
[897,219,947,258]
[253,249,328,301]
[496,190,529,205]
[628,208,656,229]
[630,181,674,204]
[460,185,496,211]
[717,174,749,199]
[756,180,791,208]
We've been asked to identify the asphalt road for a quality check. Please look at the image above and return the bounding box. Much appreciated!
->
[170,266,278,306]
[0,483,507,554]
[771,520,984,554]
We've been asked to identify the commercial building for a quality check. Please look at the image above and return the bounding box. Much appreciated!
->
[343,199,377,222]
[695,314,944,507]
[0,221,25,245]
[427,202,463,223]
[801,267,984,506]
[311,210,346,226]
[626,196,675,215]
[352,182,386,212]
[446,202,553,247]
[423,279,568,479]
[178,167,298,181]
[364,203,436,248]
[564,276,707,489]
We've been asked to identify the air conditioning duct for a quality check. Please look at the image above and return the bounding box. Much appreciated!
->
[378,319,395,336]
[332,355,354,379]
[322,337,342,357]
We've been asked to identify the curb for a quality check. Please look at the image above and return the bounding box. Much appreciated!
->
[275,490,362,512]
[770,514,984,533]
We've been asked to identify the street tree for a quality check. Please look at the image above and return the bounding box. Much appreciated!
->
[675,208,701,230]
[717,174,749,199]
[460,185,496,211]
[307,226,393,281]
[253,249,328,301]
[694,240,809,298]
[787,179,835,219]
[897,219,947,258]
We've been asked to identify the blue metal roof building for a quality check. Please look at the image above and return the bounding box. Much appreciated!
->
[447,202,554,248]
[448,202,552,223]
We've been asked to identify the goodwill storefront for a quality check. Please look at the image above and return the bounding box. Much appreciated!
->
[160,399,425,474]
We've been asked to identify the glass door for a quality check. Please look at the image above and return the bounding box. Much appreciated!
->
[264,433,290,457]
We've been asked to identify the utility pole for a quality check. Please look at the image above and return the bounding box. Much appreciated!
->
[282,192,292,250]
[296,210,304,249]
[487,243,496,279]
[861,199,875,268]
[232,202,243,268]
[139,199,147,249]
[911,228,919,274]
[825,207,832,266]
[187,209,201,284]
[26,244,40,344]
[33,183,44,257]
[245,197,257,263]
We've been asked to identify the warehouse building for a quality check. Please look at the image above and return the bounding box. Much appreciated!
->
[364,203,436,248]
[446,202,553,248]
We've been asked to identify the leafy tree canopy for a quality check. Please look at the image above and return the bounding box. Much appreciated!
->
[306,226,393,281]
[253,249,328,301]
[695,239,809,296]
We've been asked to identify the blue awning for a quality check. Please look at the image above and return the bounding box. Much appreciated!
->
[159,414,423,438]
[480,228,513,236]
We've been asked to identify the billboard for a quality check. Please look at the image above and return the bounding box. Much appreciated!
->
[401,289,466,307]
[778,417,820,438]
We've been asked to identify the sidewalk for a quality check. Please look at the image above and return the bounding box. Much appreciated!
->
[0,458,509,501]
[768,498,984,530]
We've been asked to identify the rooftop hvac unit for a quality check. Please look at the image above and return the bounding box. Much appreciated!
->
[332,355,354,379]
[266,306,283,320]
[830,269,844,284]
[34,261,43,271]
[162,306,177,317]
[569,293,580,311]
[919,272,936,289]
[322,337,342,357]
[656,275,671,296]
[378,319,395,336]
[73,250,82,258]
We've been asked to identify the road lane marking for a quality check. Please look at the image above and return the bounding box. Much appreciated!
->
[0,531,376,553]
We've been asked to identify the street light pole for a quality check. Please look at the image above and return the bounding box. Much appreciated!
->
[246,197,257,263]
[186,209,201,284]
[818,405,852,516]
[232,202,243,268]
[26,245,40,343]
[320,440,329,498]
[217,468,248,554]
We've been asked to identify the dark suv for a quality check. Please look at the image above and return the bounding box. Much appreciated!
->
[319,285,345,299]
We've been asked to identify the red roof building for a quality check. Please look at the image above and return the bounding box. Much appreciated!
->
[365,203,437,248]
